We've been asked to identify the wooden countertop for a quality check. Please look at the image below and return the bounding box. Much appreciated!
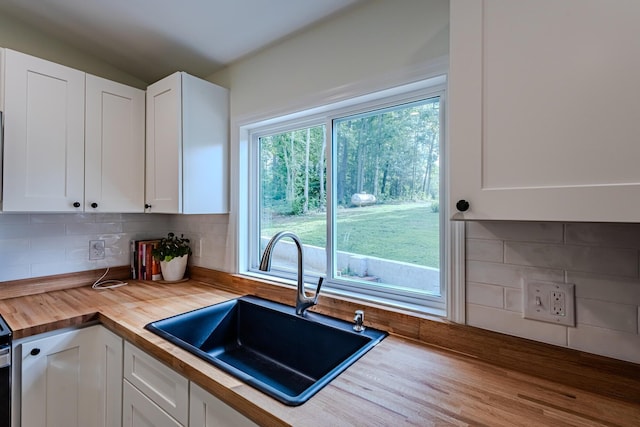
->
[1,279,639,426]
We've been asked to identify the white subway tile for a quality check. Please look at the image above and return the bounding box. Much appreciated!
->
[576,298,638,334]
[0,223,66,239]
[467,260,564,289]
[504,242,638,277]
[30,213,94,224]
[567,271,640,305]
[31,260,96,277]
[210,223,230,237]
[566,223,640,249]
[122,217,170,233]
[467,282,504,308]
[467,239,503,262]
[504,288,523,312]
[467,303,567,346]
[0,265,30,282]
[0,239,30,252]
[0,214,29,224]
[94,213,125,222]
[66,222,123,235]
[466,221,563,243]
[3,249,64,266]
[207,214,231,224]
[36,235,87,250]
[568,324,640,364]
[67,247,91,262]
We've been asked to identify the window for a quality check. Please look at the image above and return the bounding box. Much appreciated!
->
[245,79,447,314]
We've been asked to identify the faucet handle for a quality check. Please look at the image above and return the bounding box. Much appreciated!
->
[353,310,365,332]
[312,277,324,303]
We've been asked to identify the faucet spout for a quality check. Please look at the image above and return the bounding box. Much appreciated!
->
[259,231,323,316]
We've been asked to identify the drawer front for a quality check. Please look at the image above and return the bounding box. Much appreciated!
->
[123,380,183,427]
[124,341,189,425]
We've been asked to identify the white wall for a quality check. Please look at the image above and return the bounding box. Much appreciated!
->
[208,0,449,119]
[0,12,146,88]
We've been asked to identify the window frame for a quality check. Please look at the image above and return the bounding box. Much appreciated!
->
[241,76,456,317]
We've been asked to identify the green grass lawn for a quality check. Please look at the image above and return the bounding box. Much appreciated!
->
[262,202,440,268]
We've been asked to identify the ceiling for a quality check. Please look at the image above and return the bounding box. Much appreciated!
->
[0,0,360,83]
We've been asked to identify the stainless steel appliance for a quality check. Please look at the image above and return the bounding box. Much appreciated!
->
[0,314,12,427]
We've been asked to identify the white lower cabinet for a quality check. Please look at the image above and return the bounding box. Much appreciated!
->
[125,342,258,427]
[16,325,123,427]
[123,380,183,427]
[123,341,189,426]
[190,383,258,427]
[17,328,260,427]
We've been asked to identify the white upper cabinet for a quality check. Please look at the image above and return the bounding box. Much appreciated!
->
[1,49,145,213]
[85,74,145,212]
[449,0,640,222]
[146,71,229,214]
[2,49,85,212]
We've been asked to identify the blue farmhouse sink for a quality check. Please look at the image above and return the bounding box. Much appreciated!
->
[145,295,387,405]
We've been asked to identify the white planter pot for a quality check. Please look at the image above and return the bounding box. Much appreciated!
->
[160,255,188,282]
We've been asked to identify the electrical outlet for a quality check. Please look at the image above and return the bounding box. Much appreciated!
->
[523,281,575,326]
[89,240,105,260]
[551,291,566,316]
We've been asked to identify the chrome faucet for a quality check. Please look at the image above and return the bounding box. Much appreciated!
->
[259,231,323,316]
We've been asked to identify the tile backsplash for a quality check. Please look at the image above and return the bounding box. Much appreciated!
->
[170,214,232,273]
[0,213,170,281]
[0,212,233,283]
[2,213,638,364]
[466,221,640,364]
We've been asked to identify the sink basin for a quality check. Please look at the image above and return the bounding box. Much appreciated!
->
[145,295,387,405]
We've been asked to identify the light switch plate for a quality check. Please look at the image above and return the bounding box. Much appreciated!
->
[523,281,575,326]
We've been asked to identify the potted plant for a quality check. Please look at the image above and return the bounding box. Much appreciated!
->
[152,233,191,282]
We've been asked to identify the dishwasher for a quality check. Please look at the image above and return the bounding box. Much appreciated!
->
[0,314,12,427]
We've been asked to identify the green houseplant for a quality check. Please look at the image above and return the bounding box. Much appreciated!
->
[152,233,191,281]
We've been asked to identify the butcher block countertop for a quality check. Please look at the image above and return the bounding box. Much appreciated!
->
[1,274,639,426]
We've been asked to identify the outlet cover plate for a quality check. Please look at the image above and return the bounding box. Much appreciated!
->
[523,281,575,326]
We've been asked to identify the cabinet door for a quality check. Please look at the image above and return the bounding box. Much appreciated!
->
[449,0,640,222]
[97,326,124,427]
[2,49,85,212]
[86,74,145,213]
[146,72,182,213]
[123,380,183,427]
[182,73,229,214]
[20,327,99,427]
[190,383,257,427]
[18,325,122,427]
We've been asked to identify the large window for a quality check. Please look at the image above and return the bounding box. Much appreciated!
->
[247,81,447,313]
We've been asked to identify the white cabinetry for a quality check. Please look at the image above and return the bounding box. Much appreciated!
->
[85,74,145,212]
[123,381,184,427]
[123,341,189,426]
[0,48,145,212]
[124,342,257,427]
[146,71,229,214]
[17,325,123,427]
[449,0,640,222]
[190,382,257,427]
[1,48,85,212]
